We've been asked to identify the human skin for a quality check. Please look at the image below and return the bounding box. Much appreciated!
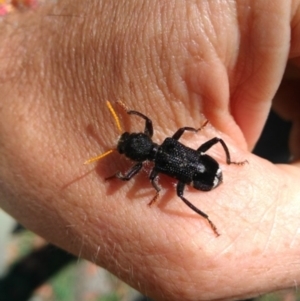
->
[1,1,300,300]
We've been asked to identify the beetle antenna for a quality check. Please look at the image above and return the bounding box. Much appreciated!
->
[106,101,122,134]
[84,101,122,165]
[84,149,115,164]
[116,100,129,112]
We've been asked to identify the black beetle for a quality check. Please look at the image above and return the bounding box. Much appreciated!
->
[86,101,246,235]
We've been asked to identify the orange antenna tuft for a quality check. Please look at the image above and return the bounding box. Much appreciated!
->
[84,149,115,165]
[106,101,122,134]
[84,101,123,165]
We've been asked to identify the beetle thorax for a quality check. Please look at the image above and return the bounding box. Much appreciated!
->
[117,132,157,161]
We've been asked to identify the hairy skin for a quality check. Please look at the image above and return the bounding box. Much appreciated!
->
[0,1,300,300]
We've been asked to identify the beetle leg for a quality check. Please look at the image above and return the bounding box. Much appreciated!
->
[172,127,199,140]
[177,182,220,236]
[105,162,143,181]
[172,120,208,141]
[148,169,161,206]
[197,137,247,165]
[127,110,153,137]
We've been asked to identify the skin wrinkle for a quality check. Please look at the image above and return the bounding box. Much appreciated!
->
[271,191,292,253]
[260,200,280,254]
[150,15,180,109]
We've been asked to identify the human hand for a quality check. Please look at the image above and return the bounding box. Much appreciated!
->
[0,1,300,300]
